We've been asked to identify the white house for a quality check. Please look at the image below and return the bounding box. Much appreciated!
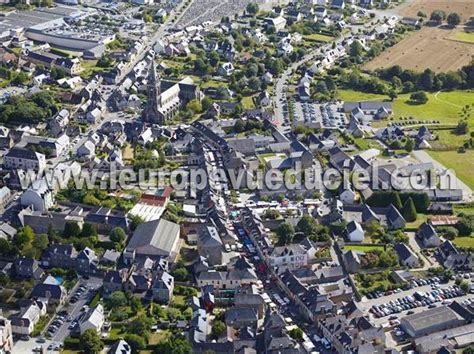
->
[10,300,47,335]
[3,147,46,172]
[218,62,234,76]
[79,304,104,334]
[268,244,308,273]
[77,141,96,160]
[346,220,364,242]
[20,178,54,212]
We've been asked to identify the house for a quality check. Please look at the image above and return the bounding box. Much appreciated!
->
[0,316,13,353]
[343,250,361,273]
[77,141,96,160]
[197,226,223,266]
[268,244,308,273]
[218,62,234,76]
[124,219,181,264]
[109,340,131,354]
[41,245,75,269]
[103,270,125,297]
[10,300,47,335]
[196,269,258,290]
[416,222,440,248]
[225,308,258,329]
[257,91,271,107]
[437,241,472,271]
[79,304,105,334]
[3,147,46,172]
[340,185,356,204]
[394,243,419,268]
[14,257,43,279]
[346,220,364,242]
[151,271,174,304]
[263,16,287,32]
[31,276,67,306]
[20,178,54,212]
[315,7,327,19]
[331,0,345,9]
[401,17,420,26]
[0,186,11,207]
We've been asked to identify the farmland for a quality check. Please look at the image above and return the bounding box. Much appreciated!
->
[363,27,474,73]
[400,0,474,22]
[427,150,474,190]
[337,89,474,125]
[448,27,474,44]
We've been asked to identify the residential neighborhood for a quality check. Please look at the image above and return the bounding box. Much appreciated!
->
[0,0,472,353]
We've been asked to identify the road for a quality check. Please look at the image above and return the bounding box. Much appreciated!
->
[49,277,103,343]
[412,150,473,202]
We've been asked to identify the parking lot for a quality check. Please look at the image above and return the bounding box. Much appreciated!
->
[47,277,102,343]
[293,102,345,130]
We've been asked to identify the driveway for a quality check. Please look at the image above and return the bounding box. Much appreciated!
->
[412,150,473,202]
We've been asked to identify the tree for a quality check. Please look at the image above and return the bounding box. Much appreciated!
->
[32,233,49,252]
[296,215,317,235]
[430,10,446,23]
[172,267,189,281]
[410,91,428,104]
[388,90,398,101]
[109,227,126,243]
[289,328,304,341]
[107,291,128,308]
[454,120,469,135]
[350,41,364,58]
[447,12,461,27]
[186,99,202,114]
[97,54,113,68]
[124,334,146,351]
[12,71,28,85]
[80,329,104,354]
[404,137,415,152]
[81,222,97,238]
[456,215,474,236]
[154,336,192,354]
[64,221,81,238]
[211,320,226,338]
[401,198,417,222]
[276,222,295,245]
[263,209,281,220]
[13,226,34,250]
[246,2,259,15]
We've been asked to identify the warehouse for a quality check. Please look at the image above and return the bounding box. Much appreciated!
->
[401,306,466,338]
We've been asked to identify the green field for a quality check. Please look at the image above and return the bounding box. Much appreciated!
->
[337,89,474,126]
[449,29,474,44]
[429,127,470,151]
[241,95,255,109]
[427,150,474,189]
[303,33,335,42]
[452,236,474,249]
[343,244,385,252]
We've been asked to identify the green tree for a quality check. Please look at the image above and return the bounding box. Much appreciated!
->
[80,329,104,354]
[350,41,365,58]
[430,10,446,23]
[404,138,415,152]
[109,227,126,243]
[211,320,226,338]
[124,334,146,351]
[186,99,202,114]
[246,2,259,15]
[447,12,461,26]
[401,197,417,222]
[81,222,97,238]
[289,328,304,341]
[410,91,428,104]
[64,222,81,238]
[13,226,34,250]
[454,120,469,135]
[172,267,189,282]
[263,209,281,220]
[107,291,128,308]
[276,222,295,245]
[154,336,192,354]
[296,215,317,235]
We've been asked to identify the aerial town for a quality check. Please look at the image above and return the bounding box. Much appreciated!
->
[0,0,472,353]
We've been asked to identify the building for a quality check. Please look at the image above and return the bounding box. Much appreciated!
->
[263,16,286,31]
[401,306,466,338]
[79,304,104,334]
[20,179,54,212]
[3,147,46,172]
[197,226,223,266]
[124,218,181,264]
[394,243,419,268]
[416,222,440,248]
[31,276,67,306]
[346,220,364,242]
[0,316,13,353]
[196,269,258,290]
[151,271,174,304]
[10,300,47,335]
[268,244,308,274]
[109,340,131,354]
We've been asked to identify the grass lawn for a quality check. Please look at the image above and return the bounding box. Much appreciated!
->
[427,150,474,190]
[148,330,171,345]
[452,236,474,249]
[343,244,385,252]
[454,205,474,216]
[303,33,334,42]
[173,295,186,306]
[353,137,377,150]
[337,89,474,126]
[449,28,474,44]
[429,127,470,151]
[405,214,430,230]
[241,95,255,109]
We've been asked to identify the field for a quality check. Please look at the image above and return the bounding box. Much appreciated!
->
[363,26,474,73]
[448,27,474,44]
[427,150,474,189]
[343,244,385,252]
[303,33,334,42]
[452,236,474,249]
[337,89,474,125]
[400,0,474,22]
